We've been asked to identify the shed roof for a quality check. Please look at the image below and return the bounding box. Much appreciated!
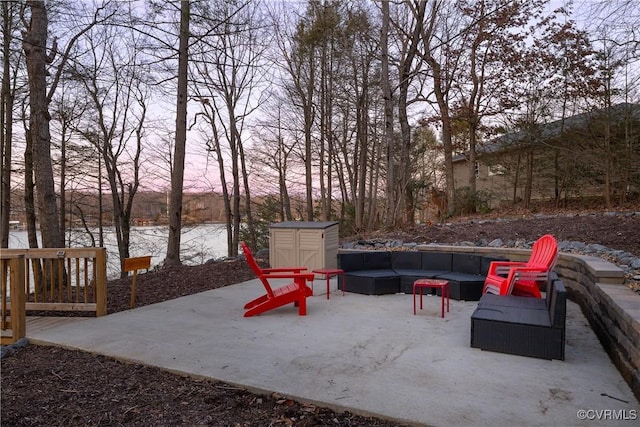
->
[269,221,339,229]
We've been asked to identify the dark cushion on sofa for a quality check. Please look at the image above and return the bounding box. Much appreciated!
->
[347,269,397,278]
[343,270,399,295]
[393,252,451,294]
[477,275,565,325]
[435,272,485,301]
[364,251,392,269]
[338,253,365,272]
[477,293,547,310]
[422,252,452,271]
[451,253,482,275]
[391,251,422,269]
[472,305,552,326]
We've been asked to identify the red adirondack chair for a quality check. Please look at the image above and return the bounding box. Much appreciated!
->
[482,234,558,298]
[240,241,314,317]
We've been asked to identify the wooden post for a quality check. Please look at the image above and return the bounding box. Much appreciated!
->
[95,248,108,316]
[11,256,26,342]
[124,256,151,309]
[1,259,8,330]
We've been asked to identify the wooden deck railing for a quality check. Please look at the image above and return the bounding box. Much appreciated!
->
[1,248,107,344]
[1,255,26,345]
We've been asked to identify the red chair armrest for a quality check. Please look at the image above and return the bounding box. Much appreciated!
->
[488,261,527,276]
[262,273,314,281]
[501,266,551,295]
[512,267,551,281]
[263,267,308,273]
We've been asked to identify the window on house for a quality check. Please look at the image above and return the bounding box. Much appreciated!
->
[488,164,506,176]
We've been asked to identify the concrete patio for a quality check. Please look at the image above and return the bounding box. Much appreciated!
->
[26,278,639,427]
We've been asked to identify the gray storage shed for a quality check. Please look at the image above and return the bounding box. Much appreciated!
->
[269,221,339,272]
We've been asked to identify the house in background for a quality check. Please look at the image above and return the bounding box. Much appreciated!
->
[452,103,640,208]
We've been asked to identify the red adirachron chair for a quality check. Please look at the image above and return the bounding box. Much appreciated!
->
[482,234,558,298]
[240,241,314,317]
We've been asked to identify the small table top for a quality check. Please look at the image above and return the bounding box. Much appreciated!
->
[414,278,449,286]
[312,268,344,275]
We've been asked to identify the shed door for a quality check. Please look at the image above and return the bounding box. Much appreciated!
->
[298,229,324,271]
[270,228,297,268]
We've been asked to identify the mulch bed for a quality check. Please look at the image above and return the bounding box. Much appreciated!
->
[2,345,404,426]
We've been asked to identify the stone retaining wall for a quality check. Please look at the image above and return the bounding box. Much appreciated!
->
[412,244,640,400]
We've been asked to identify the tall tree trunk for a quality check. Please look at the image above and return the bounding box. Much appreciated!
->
[231,115,244,255]
[381,0,395,228]
[467,50,479,198]
[397,1,426,225]
[304,47,315,221]
[620,106,632,204]
[239,141,254,252]
[23,129,39,249]
[276,110,293,221]
[24,126,44,294]
[22,0,62,248]
[355,90,367,231]
[0,1,14,248]
[524,149,534,208]
[429,58,455,215]
[98,152,104,247]
[213,139,233,256]
[59,122,67,243]
[165,0,189,265]
[421,1,455,215]
[318,40,328,221]
[512,154,521,204]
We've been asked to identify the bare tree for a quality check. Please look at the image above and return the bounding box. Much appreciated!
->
[391,1,426,225]
[381,0,395,227]
[21,0,62,248]
[327,4,381,231]
[71,20,149,275]
[452,0,552,206]
[21,0,112,248]
[581,1,640,206]
[250,96,296,222]
[261,1,386,232]
[50,85,87,242]
[165,0,189,266]
[418,0,462,215]
[268,1,321,222]
[189,1,263,255]
[0,1,22,248]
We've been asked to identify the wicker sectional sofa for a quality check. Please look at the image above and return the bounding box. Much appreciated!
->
[470,276,567,360]
[337,251,505,301]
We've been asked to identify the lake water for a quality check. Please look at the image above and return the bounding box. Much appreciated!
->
[8,224,229,279]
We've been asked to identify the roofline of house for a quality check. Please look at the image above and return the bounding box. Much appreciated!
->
[452,102,640,163]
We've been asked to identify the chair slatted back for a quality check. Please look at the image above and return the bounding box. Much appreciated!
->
[527,234,558,269]
[240,242,275,298]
